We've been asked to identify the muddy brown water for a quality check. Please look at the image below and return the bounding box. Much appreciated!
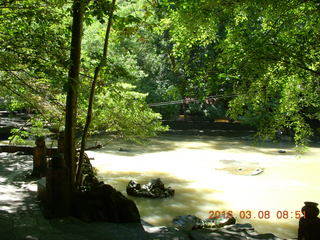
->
[86,134,319,239]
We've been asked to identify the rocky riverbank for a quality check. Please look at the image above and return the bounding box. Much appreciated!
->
[0,152,296,240]
[0,111,29,140]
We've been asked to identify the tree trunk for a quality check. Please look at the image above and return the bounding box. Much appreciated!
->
[64,0,86,211]
[75,0,117,187]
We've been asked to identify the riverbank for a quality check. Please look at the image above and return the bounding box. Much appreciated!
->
[0,152,297,240]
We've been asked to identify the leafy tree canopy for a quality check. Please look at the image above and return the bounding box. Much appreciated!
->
[0,0,167,144]
[1,0,320,148]
[161,0,320,146]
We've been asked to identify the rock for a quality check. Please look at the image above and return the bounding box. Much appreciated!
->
[190,224,282,240]
[0,111,28,140]
[214,216,236,227]
[126,178,175,198]
[251,168,264,176]
[173,215,204,231]
[24,236,39,240]
[119,148,131,152]
[278,150,286,154]
[190,228,244,240]
[143,225,190,240]
[14,151,27,155]
[72,183,140,223]
[79,153,99,187]
[76,152,100,191]
[172,215,236,231]
[225,223,254,231]
[218,160,264,176]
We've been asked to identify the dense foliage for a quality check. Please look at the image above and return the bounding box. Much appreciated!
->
[160,0,320,146]
[1,0,320,147]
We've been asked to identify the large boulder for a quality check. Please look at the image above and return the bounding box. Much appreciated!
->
[73,183,140,223]
[42,152,140,222]
[126,178,175,198]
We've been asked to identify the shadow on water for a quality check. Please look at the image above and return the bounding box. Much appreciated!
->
[88,135,182,157]
[88,132,306,158]
[98,171,223,226]
[209,137,299,156]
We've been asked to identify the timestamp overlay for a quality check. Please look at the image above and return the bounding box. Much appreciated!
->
[208,209,303,221]
[206,208,303,238]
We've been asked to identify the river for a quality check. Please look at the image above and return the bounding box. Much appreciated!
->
[86,133,320,239]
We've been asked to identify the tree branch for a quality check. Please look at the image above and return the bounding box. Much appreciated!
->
[75,0,117,187]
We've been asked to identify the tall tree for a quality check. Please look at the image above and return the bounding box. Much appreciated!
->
[64,0,88,195]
